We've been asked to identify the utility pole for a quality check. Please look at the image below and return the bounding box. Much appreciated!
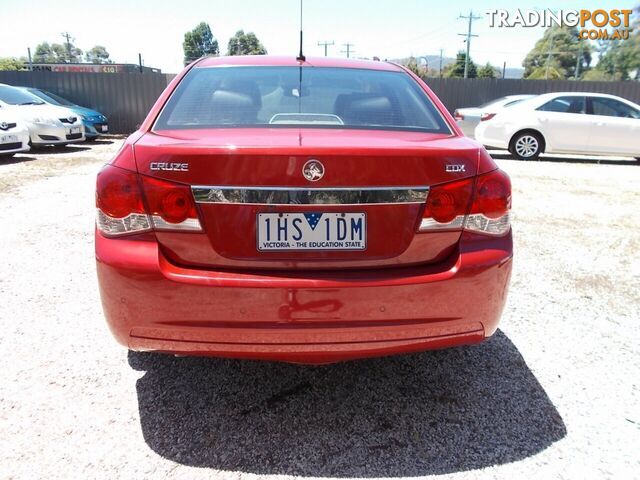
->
[458,10,481,78]
[138,53,143,73]
[574,40,583,80]
[27,48,32,71]
[545,28,557,80]
[439,48,443,77]
[61,32,74,62]
[341,43,354,58]
[317,40,334,56]
[502,61,506,79]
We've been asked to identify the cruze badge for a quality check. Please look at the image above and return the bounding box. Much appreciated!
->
[150,162,189,172]
[302,159,324,181]
[445,164,466,173]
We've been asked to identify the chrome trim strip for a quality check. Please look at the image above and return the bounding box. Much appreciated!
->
[192,186,429,205]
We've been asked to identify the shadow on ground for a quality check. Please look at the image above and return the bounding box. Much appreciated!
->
[490,151,637,166]
[129,331,566,477]
[29,145,92,155]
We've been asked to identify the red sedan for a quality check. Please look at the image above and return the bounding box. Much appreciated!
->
[95,56,512,364]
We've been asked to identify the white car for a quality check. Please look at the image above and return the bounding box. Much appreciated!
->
[0,84,85,148]
[475,92,640,161]
[0,109,30,158]
[454,95,535,137]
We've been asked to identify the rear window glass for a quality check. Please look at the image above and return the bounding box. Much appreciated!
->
[155,66,450,133]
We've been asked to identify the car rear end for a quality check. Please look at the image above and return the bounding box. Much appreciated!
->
[95,57,512,364]
[453,108,481,137]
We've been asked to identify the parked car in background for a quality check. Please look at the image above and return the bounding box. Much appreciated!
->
[0,84,85,147]
[95,56,513,364]
[18,87,108,140]
[476,92,640,160]
[453,95,535,137]
[0,110,30,157]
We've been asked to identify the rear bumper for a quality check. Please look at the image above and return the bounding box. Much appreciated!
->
[474,123,510,150]
[96,231,512,363]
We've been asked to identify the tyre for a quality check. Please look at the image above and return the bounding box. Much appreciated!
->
[509,131,544,160]
[0,153,15,159]
[635,157,640,163]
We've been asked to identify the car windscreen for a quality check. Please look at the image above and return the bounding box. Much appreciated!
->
[0,85,45,105]
[30,89,75,107]
[155,66,451,133]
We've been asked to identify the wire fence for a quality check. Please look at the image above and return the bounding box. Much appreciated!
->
[1,71,638,133]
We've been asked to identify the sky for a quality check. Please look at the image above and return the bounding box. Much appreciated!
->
[0,0,635,73]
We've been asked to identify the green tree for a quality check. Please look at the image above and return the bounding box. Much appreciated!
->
[591,7,639,80]
[85,45,113,64]
[444,51,477,78]
[526,65,565,80]
[477,62,497,78]
[581,69,619,81]
[227,30,267,56]
[183,22,219,64]
[523,26,591,79]
[0,57,25,71]
[33,41,82,63]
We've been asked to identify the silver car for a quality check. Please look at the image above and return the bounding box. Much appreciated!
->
[0,84,85,147]
[454,95,535,138]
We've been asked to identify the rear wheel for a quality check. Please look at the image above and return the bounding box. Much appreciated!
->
[510,131,543,160]
[635,157,640,163]
[0,153,15,159]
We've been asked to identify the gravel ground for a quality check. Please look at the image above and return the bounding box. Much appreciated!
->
[0,140,638,480]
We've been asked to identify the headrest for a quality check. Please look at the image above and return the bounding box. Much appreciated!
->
[335,93,397,125]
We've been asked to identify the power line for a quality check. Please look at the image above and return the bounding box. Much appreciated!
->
[317,40,334,56]
[341,43,355,58]
[457,10,481,78]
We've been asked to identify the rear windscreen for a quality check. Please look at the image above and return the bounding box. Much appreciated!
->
[154,66,451,133]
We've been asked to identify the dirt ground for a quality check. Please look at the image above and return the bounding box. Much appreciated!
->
[1,139,638,479]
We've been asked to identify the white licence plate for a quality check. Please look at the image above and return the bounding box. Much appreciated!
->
[100,125,108,132]
[69,126,81,135]
[0,134,18,144]
[257,212,366,251]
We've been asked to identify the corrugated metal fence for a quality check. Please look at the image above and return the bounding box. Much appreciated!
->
[0,71,174,133]
[423,77,640,112]
[1,71,639,134]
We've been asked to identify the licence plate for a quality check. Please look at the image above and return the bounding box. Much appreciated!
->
[100,125,108,132]
[257,212,366,251]
[69,126,81,135]
[0,134,18,144]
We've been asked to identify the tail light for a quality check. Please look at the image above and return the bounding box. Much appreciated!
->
[453,110,464,121]
[480,112,497,121]
[96,165,202,236]
[465,169,511,235]
[418,169,511,236]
